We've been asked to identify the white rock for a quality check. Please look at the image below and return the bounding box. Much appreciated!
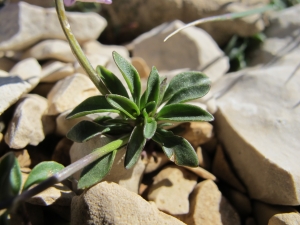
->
[213,5,300,205]
[147,165,197,215]
[71,181,185,225]
[131,20,229,83]
[70,135,145,194]
[41,61,74,83]
[22,40,75,62]
[0,70,8,76]
[47,73,99,115]
[74,53,110,75]
[0,2,107,51]
[5,94,48,149]
[268,212,300,225]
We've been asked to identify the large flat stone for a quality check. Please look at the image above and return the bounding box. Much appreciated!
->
[213,5,300,205]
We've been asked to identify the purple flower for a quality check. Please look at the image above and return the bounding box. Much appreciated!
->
[64,0,112,6]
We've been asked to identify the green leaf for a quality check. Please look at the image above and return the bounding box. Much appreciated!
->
[157,78,168,107]
[106,94,140,119]
[142,109,157,139]
[156,104,214,122]
[140,67,160,109]
[23,162,64,191]
[66,96,120,119]
[66,120,110,143]
[153,129,199,167]
[96,65,129,98]
[112,51,141,106]
[162,72,210,103]
[78,150,117,189]
[93,115,113,124]
[0,152,22,201]
[125,124,147,169]
[166,85,210,105]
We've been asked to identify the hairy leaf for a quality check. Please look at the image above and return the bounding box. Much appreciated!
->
[66,96,120,119]
[156,104,214,122]
[166,85,210,105]
[140,67,160,109]
[113,51,141,106]
[106,94,140,119]
[163,72,210,103]
[66,120,110,142]
[96,65,129,98]
[78,150,117,189]
[125,124,147,169]
[0,152,22,201]
[153,129,199,167]
[143,110,157,139]
[23,162,64,190]
[157,78,168,107]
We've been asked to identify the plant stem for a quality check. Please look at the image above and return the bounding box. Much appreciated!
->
[0,136,129,211]
[164,4,277,42]
[55,0,110,95]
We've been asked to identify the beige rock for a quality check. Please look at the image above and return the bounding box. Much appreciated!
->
[74,53,110,75]
[213,5,300,205]
[0,58,15,72]
[132,20,229,83]
[70,135,145,194]
[196,146,211,170]
[22,40,75,62]
[268,212,300,225]
[41,61,74,83]
[0,133,3,142]
[253,201,298,225]
[183,166,216,180]
[182,180,240,225]
[82,40,129,59]
[0,2,107,51]
[14,149,31,168]
[147,165,197,215]
[102,0,267,46]
[0,70,8,76]
[180,122,213,149]
[26,182,75,206]
[47,73,99,115]
[71,181,185,225]
[52,137,73,166]
[41,115,56,135]
[212,145,246,193]
[131,56,150,78]
[5,94,48,149]
[143,151,169,174]
[9,57,41,81]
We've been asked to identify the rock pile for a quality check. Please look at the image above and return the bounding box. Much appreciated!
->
[0,1,300,225]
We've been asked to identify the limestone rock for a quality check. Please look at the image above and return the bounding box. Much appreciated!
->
[180,122,214,149]
[70,135,145,193]
[182,180,240,225]
[47,73,99,115]
[131,56,150,78]
[14,149,31,168]
[0,133,3,142]
[0,2,107,51]
[26,182,75,206]
[0,58,42,115]
[0,70,8,76]
[212,145,246,193]
[253,201,298,225]
[143,151,169,174]
[196,146,211,170]
[213,5,300,205]
[5,94,48,149]
[74,54,110,75]
[183,166,216,181]
[71,181,185,225]
[268,212,300,225]
[41,61,74,83]
[102,0,267,46]
[147,165,197,215]
[131,20,229,83]
[22,40,75,62]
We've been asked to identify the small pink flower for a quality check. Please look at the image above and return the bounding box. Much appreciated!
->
[64,0,112,7]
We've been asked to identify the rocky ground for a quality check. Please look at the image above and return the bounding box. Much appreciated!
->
[0,1,300,225]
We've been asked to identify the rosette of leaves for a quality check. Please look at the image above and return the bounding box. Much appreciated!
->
[66,51,214,188]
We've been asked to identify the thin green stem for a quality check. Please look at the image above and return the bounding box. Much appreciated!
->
[0,136,129,211]
[164,4,277,42]
[55,0,110,95]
